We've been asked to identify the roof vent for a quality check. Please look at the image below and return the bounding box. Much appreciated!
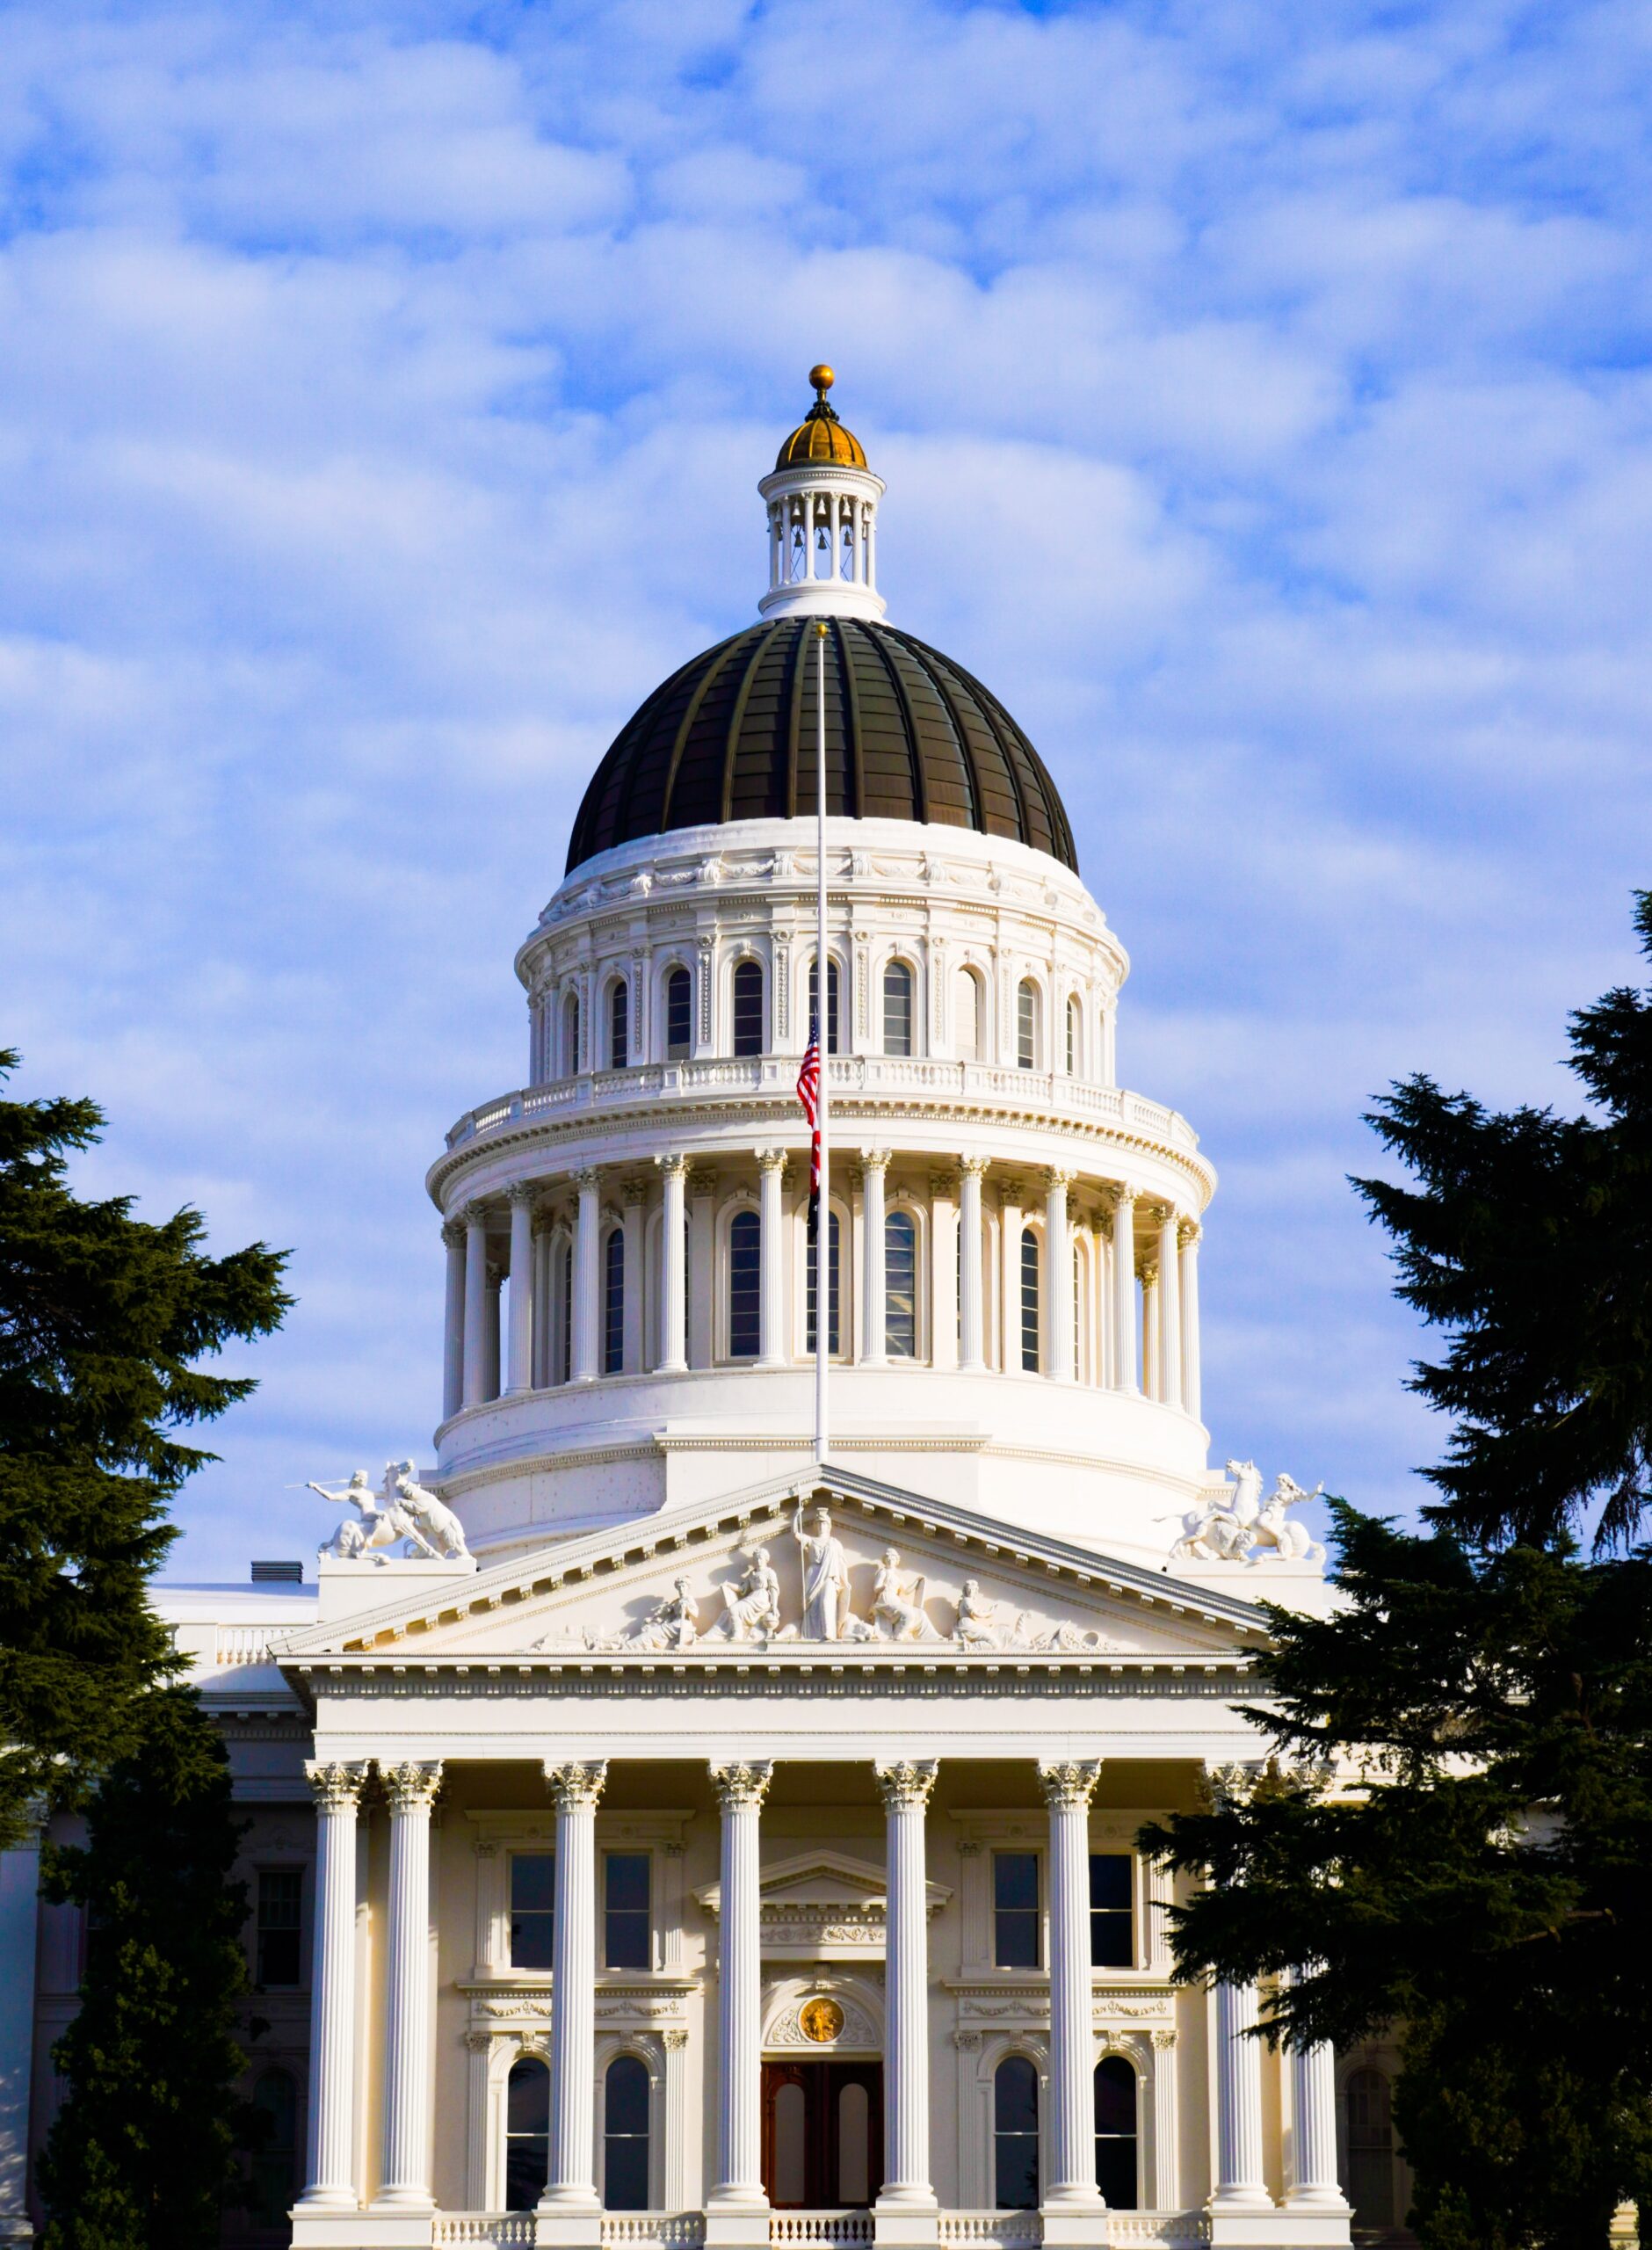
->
[251,1560,303,1585]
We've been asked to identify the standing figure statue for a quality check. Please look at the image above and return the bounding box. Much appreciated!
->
[717,1548,782,1642]
[792,1502,851,1641]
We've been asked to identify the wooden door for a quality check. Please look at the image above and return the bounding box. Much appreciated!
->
[762,2061,883,2209]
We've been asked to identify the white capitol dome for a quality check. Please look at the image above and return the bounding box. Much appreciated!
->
[427,368,1226,1572]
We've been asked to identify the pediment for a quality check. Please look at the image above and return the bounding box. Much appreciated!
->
[695,1848,950,1958]
[276,1464,1271,1673]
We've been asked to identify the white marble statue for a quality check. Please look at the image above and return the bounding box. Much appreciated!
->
[714,1548,782,1642]
[792,1503,851,1640]
[1164,1459,1325,1568]
[953,1579,1003,1648]
[309,1460,469,1564]
[388,1462,471,1560]
[587,1576,699,1652]
[870,1549,933,1641]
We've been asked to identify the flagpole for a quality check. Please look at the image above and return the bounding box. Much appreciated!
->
[815,619,830,1467]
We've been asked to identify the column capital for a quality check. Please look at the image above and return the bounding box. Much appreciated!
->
[441,1218,464,1249]
[875,1759,939,1811]
[1038,1758,1103,1811]
[755,1146,788,1174]
[859,1147,892,1174]
[622,1176,649,1206]
[959,1154,990,1179]
[573,1166,601,1194]
[380,1760,444,1814]
[1138,1258,1159,1287]
[663,2029,689,2051]
[532,1204,560,1237]
[709,1760,774,1811]
[927,1171,959,1199]
[544,1760,608,1810]
[656,1151,690,1179]
[1111,1183,1139,1212]
[1178,1217,1203,1249]
[687,1167,719,1199]
[306,1760,370,1812]
[461,1199,490,1230]
[1045,1165,1076,1192]
[507,1181,537,1208]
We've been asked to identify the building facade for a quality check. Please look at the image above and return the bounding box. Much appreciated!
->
[0,373,1415,2250]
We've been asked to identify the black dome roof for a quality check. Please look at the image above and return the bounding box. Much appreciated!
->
[566,618,1077,875]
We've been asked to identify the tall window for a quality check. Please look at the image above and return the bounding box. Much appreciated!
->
[505,2058,551,2210]
[1090,1854,1134,1967]
[609,979,629,1070]
[1066,994,1080,1076]
[665,966,692,1058]
[249,2067,299,2225]
[732,958,764,1057]
[603,1229,625,1376]
[885,1210,917,1357]
[808,957,841,1054]
[956,969,982,1062]
[1020,1227,1040,1372]
[1345,2067,1396,2225]
[605,1853,650,1970]
[993,1851,1040,1968]
[255,1870,301,1988]
[806,1208,841,1356]
[604,2055,650,2210]
[1017,979,1037,1070]
[882,961,913,1056]
[993,2057,1040,2210]
[562,991,582,1076]
[559,1240,573,1385]
[510,1854,555,1971]
[728,1210,761,1359]
[1094,2057,1138,2208]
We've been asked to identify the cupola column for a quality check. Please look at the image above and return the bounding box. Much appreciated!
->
[757,1149,787,1366]
[859,1149,891,1366]
[1110,1190,1139,1395]
[656,1155,689,1372]
[958,1158,988,1370]
[1046,1167,1076,1382]
[540,1761,607,2232]
[1040,1760,1106,2213]
[1157,1208,1183,1409]
[441,1221,466,1422]
[1179,1221,1203,1422]
[461,1206,489,1410]
[506,1186,535,1395]
[571,1169,600,1383]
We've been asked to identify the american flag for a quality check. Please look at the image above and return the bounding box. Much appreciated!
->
[795,1015,822,1238]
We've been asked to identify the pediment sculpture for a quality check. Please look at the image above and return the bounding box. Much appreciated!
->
[309,1460,472,1565]
[1164,1459,1327,1569]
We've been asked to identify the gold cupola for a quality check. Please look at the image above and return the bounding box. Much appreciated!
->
[773,365,869,470]
[758,366,887,622]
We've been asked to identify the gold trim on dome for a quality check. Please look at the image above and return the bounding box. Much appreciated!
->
[775,364,868,470]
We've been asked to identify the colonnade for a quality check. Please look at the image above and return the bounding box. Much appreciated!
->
[767,490,877,592]
[298,1758,1344,2223]
[439,1158,1203,1424]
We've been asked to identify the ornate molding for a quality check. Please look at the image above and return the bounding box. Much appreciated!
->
[381,1759,444,1814]
[1038,1758,1104,1811]
[305,1760,369,1812]
[875,1758,940,1811]
[709,1760,774,1811]
[544,1760,608,1811]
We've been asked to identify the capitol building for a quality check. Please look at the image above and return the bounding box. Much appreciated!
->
[1,376,1410,2248]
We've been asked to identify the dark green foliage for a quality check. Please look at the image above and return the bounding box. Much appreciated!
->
[0,1048,290,1846]
[38,1688,260,2250]
[1355,889,1652,1550]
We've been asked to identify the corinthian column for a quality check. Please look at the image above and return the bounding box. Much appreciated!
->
[958,1158,987,1371]
[1286,1969,1348,2210]
[1046,1168,1075,1382]
[757,1149,787,1366]
[656,1154,688,1371]
[860,1150,890,1365]
[1040,1760,1105,2211]
[376,1760,443,2210]
[461,1205,489,1409]
[1212,1978,1272,2208]
[707,1762,773,2221]
[1179,1221,1203,1424]
[441,1220,466,1421]
[571,1169,600,1383]
[541,1760,608,2225]
[876,1760,940,2214]
[506,1186,535,1395]
[1110,1189,1138,1394]
[1157,1208,1183,1408]
[300,1760,369,2209]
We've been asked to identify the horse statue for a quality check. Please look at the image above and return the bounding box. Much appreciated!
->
[1163,1460,1325,1567]
[309,1460,471,1564]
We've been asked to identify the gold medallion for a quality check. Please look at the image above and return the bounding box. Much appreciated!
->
[799,1995,844,2044]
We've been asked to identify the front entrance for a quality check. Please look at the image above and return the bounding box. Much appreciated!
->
[762,2061,883,2209]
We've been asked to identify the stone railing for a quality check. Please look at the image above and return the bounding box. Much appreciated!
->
[937,2217,1043,2247]
[1105,2221,1210,2247]
[212,1626,293,1668]
[600,2218,706,2248]
[444,1061,1197,1158]
[768,2217,875,2246]
[431,2218,537,2249]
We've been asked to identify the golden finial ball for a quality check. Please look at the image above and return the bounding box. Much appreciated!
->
[809,364,835,395]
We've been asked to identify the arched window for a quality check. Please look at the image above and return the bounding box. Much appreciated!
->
[732,959,764,1058]
[994,2056,1040,2210]
[806,1208,842,1357]
[728,1210,761,1359]
[1344,2066,1396,2226]
[665,967,692,1060]
[885,1210,917,1358]
[604,2053,650,2210]
[808,956,841,1055]
[1017,979,1038,1070]
[1020,1227,1040,1371]
[603,1228,625,1376]
[249,2066,298,2225]
[1066,994,1081,1076]
[956,969,982,1062]
[882,961,914,1056]
[609,980,629,1071]
[562,991,582,1077]
[1094,2056,1138,2208]
[505,2057,551,2211]
[559,1240,573,1385]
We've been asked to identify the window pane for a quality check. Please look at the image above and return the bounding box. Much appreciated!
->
[1346,2068,1395,2225]
[956,971,980,1062]
[994,2058,1040,2210]
[1066,996,1078,1076]
[808,959,841,1054]
[605,2056,649,2210]
[837,2079,871,2205]
[605,2052,649,2135]
[772,2081,807,2206]
[250,2068,299,2224]
[256,1871,302,1988]
[666,969,692,1057]
[1095,2054,1138,2207]
[510,1854,555,1971]
[1021,1227,1040,1372]
[885,1211,917,1358]
[728,1211,761,1359]
[604,1229,625,1376]
[882,962,912,1056]
[605,1853,650,1969]
[732,960,764,1058]
[610,981,628,1070]
[564,995,581,1075]
[994,1852,1040,1968]
[506,2060,551,2211]
[1017,981,1035,1070]
[806,1209,841,1356]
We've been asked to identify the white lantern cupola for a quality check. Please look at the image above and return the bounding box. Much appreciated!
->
[757,365,887,622]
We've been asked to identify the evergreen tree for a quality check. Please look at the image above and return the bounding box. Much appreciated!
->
[1141,893,1652,2246]
[38,1687,260,2250]
[0,1049,290,1844]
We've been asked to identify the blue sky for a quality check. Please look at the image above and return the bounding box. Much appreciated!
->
[4,0,1649,1580]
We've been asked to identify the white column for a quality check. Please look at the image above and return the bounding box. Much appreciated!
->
[958,1158,987,1370]
[0,1804,43,2241]
[656,1155,688,1372]
[931,1172,959,1372]
[687,1170,715,1368]
[541,1760,608,2218]
[483,1264,503,1401]
[377,1760,443,2210]
[707,1761,773,2213]
[1157,1209,1183,1409]
[1040,1760,1105,2208]
[663,2029,691,2210]
[532,1210,554,1389]
[830,490,842,579]
[506,1187,535,1395]
[571,1168,600,1383]
[757,1149,786,1366]
[1179,1222,1203,1424]
[998,1178,1025,1370]
[301,1760,369,2209]
[1212,1979,1271,2209]
[1149,2031,1180,2212]
[622,1179,647,1373]
[860,1149,890,1366]
[1111,1190,1138,1394]
[461,1206,489,1409]
[441,1221,466,1422]
[1286,1971,1347,2210]
[866,507,877,590]
[876,1760,939,2210]
[1046,1168,1075,1382]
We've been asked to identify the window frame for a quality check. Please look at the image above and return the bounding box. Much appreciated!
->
[1088,1851,1134,1970]
[881,958,915,1057]
[1093,2052,1139,2209]
[602,2050,653,2211]
[725,1204,763,1361]
[884,1204,919,1360]
[602,1224,625,1377]
[992,2052,1041,2210]
[504,2054,552,2212]
[1016,978,1039,1071]
[252,1866,304,1992]
[663,962,693,1061]
[806,954,843,1056]
[1019,1224,1041,1373]
[992,1849,1042,1970]
[607,976,630,1071]
[507,1850,557,1972]
[603,1848,652,1971]
[730,956,765,1059]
